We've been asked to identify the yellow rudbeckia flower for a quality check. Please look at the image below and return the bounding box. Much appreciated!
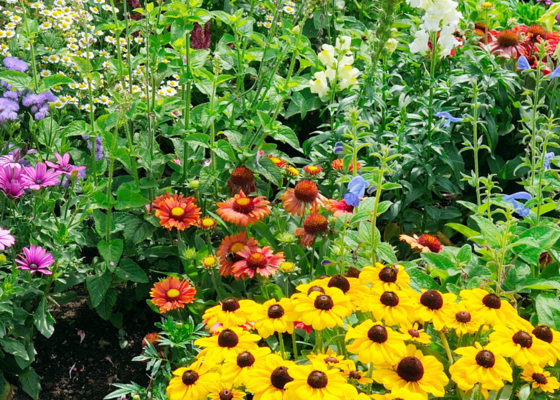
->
[195,327,261,363]
[166,359,220,400]
[292,286,352,331]
[345,320,407,366]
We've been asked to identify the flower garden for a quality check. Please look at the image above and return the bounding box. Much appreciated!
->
[4,0,560,399]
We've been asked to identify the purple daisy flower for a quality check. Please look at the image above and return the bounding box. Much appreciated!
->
[45,153,86,176]
[15,244,54,275]
[21,162,60,190]
[3,57,28,73]
[0,227,15,250]
[0,165,25,198]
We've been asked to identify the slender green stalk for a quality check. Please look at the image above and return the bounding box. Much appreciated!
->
[531,69,541,186]
[427,31,438,140]
[278,332,286,359]
[472,83,481,208]
[106,157,115,242]
[370,157,387,264]
[292,332,298,360]
[439,331,454,364]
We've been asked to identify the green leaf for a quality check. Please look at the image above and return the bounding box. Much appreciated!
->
[407,268,439,292]
[421,252,456,270]
[121,215,156,244]
[86,272,112,308]
[377,242,397,264]
[471,215,500,247]
[33,297,55,338]
[96,289,117,320]
[255,156,282,186]
[19,368,41,400]
[457,244,472,264]
[0,338,29,360]
[213,139,237,162]
[522,278,560,291]
[115,259,149,283]
[272,126,300,149]
[97,239,124,265]
[535,293,560,330]
[40,74,75,91]
[63,120,89,137]
[447,223,480,239]
[115,188,149,210]
[0,71,31,90]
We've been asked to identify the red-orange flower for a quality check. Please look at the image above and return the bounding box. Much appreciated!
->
[151,192,173,213]
[199,217,217,230]
[231,246,284,279]
[280,180,328,217]
[150,277,196,313]
[155,194,201,230]
[217,191,271,226]
[331,159,361,172]
[400,233,443,253]
[217,232,259,277]
[227,166,257,195]
[328,199,354,217]
[295,213,329,247]
[304,165,323,176]
[488,30,528,59]
[267,155,286,167]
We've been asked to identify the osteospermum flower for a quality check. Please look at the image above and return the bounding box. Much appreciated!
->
[195,326,261,363]
[280,181,328,217]
[0,165,25,198]
[45,152,86,176]
[251,298,296,338]
[222,347,271,387]
[15,244,55,275]
[292,286,352,330]
[217,191,271,226]
[231,246,284,280]
[0,227,15,250]
[416,289,456,331]
[155,194,201,230]
[149,277,196,313]
[459,289,519,327]
[207,382,246,400]
[450,343,513,396]
[166,359,220,400]
[202,297,258,329]
[442,302,484,335]
[487,325,552,367]
[227,166,257,194]
[360,288,417,326]
[217,233,259,277]
[295,213,329,247]
[488,30,527,58]
[399,233,443,253]
[532,325,560,365]
[327,199,354,217]
[345,320,407,366]
[246,354,295,400]
[21,162,60,190]
[521,365,560,393]
[359,263,411,292]
[285,361,357,400]
[371,344,449,398]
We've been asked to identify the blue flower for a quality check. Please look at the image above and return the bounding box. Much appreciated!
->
[434,111,464,128]
[333,141,344,154]
[344,175,370,207]
[502,191,532,218]
[550,65,560,79]
[544,152,555,170]
[517,56,531,71]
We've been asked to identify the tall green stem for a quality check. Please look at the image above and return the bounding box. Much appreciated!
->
[427,32,438,140]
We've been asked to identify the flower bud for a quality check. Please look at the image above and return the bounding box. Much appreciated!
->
[384,38,398,54]
[0,254,6,263]
[291,25,301,34]
[183,248,197,259]
[189,180,200,189]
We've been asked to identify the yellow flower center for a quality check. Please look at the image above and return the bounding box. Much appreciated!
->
[167,288,181,299]
[270,157,281,163]
[231,242,245,253]
[171,207,185,217]
[203,256,217,267]
[280,262,295,272]
[236,197,251,206]
[308,166,318,172]
[202,218,215,227]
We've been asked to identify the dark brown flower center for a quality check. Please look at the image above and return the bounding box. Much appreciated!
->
[533,373,548,385]
[219,389,234,400]
[328,274,350,293]
[475,350,495,368]
[379,266,397,283]
[270,366,293,390]
[314,295,334,311]
[497,30,519,47]
[482,294,501,309]
[417,234,442,253]
[397,357,424,382]
[236,351,255,368]
[294,180,319,203]
[222,298,241,312]
[533,325,553,343]
[527,25,547,42]
[349,370,361,379]
[420,290,443,310]
[380,291,399,307]
[408,329,420,338]
[181,370,199,385]
[513,331,533,348]
[307,371,328,389]
[324,356,338,364]
[367,325,388,343]
[247,252,267,270]
[230,166,255,185]
[218,329,239,348]
[308,286,325,295]
[455,311,472,323]
[346,267,360,278]
[268,305,285,319]
[304,214,329,235]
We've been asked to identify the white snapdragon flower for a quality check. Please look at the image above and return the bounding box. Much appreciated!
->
[318,44,336,68]
[385,38,398,54]
[335,35,352,52]
[409,29,431,55]
[309,71,329,97]
[437,25,459,58]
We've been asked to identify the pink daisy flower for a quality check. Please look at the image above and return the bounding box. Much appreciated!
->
[231,246,284,280]
[45,153,86,176]
[0,165,25,198]
[15,244,55,275]
[21,162,60,190]
[0,228,15,250]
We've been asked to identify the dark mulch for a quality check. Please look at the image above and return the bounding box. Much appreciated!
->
[13,295,157,400]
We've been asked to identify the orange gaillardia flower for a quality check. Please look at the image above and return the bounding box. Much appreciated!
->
[231,246,285,280]
[489,30,527,58]
[150,277,196,313]
[267,155,286,167]
[303,165,323,176]
[217,232,259,277]
[295,213,329,247]
[217,191,271,226]
[152,192,173,212]
[331,159,361,172]
[227,166,257,194]
[199,217,217,230]
[328,199,354,217]
[280,180,328,217]
[155,194,201,230]
[399,233,443,253]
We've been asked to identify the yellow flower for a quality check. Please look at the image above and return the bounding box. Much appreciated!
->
[359,263,411,292]
[345,320,407,366]
[280,262,295,272]
[207,382,246,400]
[371,389,426,400]
[532,325,560,366]
[415,289,456,331]
[450,343,512,394]
[360,288,416,326]
[285,361,358,400]
[166,359,220,400]
[442,302,484,335]
[292,286,352,331]
[486,325,552,367]
[339,359,373,385]
[371,344,449,398]
[321,274,369,309]
[202,298,258,329]
[307,347,346,367]
[246,354,296,400]
[221,347,271,387]
[194,327,261,363]
[459,289,519,327]
[398,323,432,345]
[251,298,297,338]
[521,365,560,393]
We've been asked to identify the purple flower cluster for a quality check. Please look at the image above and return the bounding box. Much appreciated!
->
[22,91,56,121]
[3,57,28,73]
[84,136,106,161]
[0,98,19,123]
[191,22,211,50]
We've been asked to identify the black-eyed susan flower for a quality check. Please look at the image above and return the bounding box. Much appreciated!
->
[294,279,329,297]
[359,263,411,292]
[340,360,373,385]
[307,347,346,367]
[416,289,456,331]
[251,298,297,339]
[449,343,512,395]
[285,361,358,400]
[292,286,353,330]
[399,322,432,345]
[207,382,246,400]
[345,320,407,366]
[246,354,295,400]
[371,344,448,398]
[532,325,560,365]
[459,289,519,327]
[487,324,552,367]
[521,365,560,393]
[166,359,219,400]
[195,327,261,363]
[359,288,416,326]
[221,347,271,387]
[442,302,484,335]
[371,389,426,400]
[202,298,258,329]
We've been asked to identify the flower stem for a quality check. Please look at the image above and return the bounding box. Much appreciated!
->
[439,331,454,364]
[278,332,286,359]
[292,332,298,360]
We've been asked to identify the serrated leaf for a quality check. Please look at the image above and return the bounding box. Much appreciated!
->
[96,289,117,320]
[115,259,148,283]
[115,188,149,210]
[97,239,123,265]
[86,272,112,308]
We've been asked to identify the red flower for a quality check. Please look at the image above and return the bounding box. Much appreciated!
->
[150,277,196,313]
